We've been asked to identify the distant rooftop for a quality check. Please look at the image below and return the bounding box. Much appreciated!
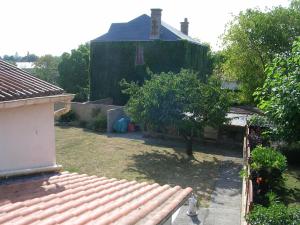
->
[16,62,35,69]
[0,60,63,102]
[93,14,201,44]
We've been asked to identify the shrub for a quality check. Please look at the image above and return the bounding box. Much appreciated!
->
[250,146,287,195]
[248,115,271,128]
[58,110,77,123]
[93,114,107,131]
[248,127,263,149]
[251,146,287,173]
[248,115,273,147]
[246,203,300,225]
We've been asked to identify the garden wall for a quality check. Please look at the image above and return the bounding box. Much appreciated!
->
[70,102,122,123]
[107,107,126,133]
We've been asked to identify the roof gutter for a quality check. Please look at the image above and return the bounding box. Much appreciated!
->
[0,94,74,110]
[0,165,62,178]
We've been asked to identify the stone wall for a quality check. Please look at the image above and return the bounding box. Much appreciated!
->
[107,107,126,133]
[70,102,122,123]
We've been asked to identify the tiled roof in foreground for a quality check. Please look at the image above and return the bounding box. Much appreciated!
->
[0,172,192,225]
[0,60,63,102]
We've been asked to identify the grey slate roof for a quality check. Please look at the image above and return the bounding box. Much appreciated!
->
[93,14,201,44]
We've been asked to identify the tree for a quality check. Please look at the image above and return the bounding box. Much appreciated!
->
[21,52,38,62]
[122,70,229,155]
[254,39,300,143]
[3,55,17,64]
[221,1,300,103]
[58,43,90,102]
[33,55,60,85]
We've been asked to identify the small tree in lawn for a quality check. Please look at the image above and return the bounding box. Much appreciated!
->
[121,69,230,155]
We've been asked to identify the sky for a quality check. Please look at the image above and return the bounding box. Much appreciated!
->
[0,0,290,57]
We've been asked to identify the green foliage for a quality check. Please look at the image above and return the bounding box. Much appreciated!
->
[21,52,38,62]
[90,41,211,105]
[265,191,280,205]
[246,203,300,225]
[254,39,300,143]
[58,43,90,102]
[239,168,248,178]
[88,113,107,132]
[33,55,61,85]
[248,115,270,128]
[279,143,300,164]
[122,69,229,154]
[221,2,300,103]
[2,52,38,63]
[58,110,77,123]
[251,146,287,173]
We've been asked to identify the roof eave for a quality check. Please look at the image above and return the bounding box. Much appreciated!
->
[0,94,74,110]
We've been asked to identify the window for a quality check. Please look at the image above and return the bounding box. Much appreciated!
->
[135,44,144,65]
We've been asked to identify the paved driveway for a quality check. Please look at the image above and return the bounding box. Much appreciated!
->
[173,151,243,225]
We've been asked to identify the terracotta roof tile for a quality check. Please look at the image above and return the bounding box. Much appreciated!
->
[0,172,192,225]
[0,60,64,101]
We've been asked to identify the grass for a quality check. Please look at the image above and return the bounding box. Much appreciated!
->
[280,165,300,206]
[55,126,242,206]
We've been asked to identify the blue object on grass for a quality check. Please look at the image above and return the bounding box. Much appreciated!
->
[113,117,130,133]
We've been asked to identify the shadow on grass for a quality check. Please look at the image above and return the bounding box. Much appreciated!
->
[124,148,242,205]
[276,165,300,205]
[106,131,243,159]
[56,125,242,159]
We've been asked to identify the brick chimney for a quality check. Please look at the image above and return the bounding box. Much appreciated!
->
[150,8,162,39]
[181,18,189,35]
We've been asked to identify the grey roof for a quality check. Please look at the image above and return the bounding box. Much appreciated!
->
[92,14,201,44]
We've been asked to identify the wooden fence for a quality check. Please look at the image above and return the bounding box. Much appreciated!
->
[241,126,253,225]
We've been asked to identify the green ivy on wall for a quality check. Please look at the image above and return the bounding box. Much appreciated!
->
[90,40,210,105]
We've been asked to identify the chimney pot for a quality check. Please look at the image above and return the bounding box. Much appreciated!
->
[150,8,162,40]
[180,18,189,36]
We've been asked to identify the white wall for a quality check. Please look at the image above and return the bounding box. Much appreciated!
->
[0,103,56,174]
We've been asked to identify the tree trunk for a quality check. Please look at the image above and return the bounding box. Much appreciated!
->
[186,136,193,156]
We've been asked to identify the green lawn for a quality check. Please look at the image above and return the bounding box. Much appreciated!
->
[280,165,300,206]
[55,126,242,206]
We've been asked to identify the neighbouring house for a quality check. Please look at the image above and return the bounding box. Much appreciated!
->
[0,60,192,225]
[90,8,211,104]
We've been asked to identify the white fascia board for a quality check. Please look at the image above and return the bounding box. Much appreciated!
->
[0,94,75,110]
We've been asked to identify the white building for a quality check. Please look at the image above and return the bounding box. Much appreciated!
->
[0,59,73,176]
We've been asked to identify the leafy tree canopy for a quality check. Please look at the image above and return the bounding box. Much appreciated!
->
[58,43,90,102]
[221,0,300,103]
[33,55,60,85]
[254,39,300,143]
[121,69,230,155]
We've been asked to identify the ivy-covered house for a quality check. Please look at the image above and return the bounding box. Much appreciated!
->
[90,9,211,105]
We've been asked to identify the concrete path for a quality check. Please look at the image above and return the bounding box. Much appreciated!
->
[173,159,243,225]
